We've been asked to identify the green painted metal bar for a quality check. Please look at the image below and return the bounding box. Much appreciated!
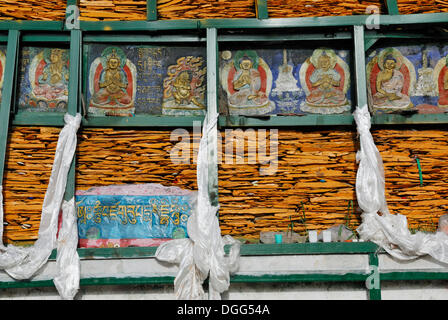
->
[368,253,381,300]
[364,37,379,52]
[21,34,70,43]
[385,0,400,15]
[48,242,381,261]
[12,112,65,126]
[219,114,356,127]
[353,25,368,109]
[147,0,158,21]
[81,115,205,127]
[0,12,446,32]
[83,34,206,43]
[231,272,370,283]
[79,19,200,32]
[364,31,448,41]
[64,29,82,202]
[199,13,448,29]
[3,270,448,290]
[75,246,158,260]
[0,30,20,184]
[256,0,269,20]
[372,113,448,125]
[381,272,448,281]
[0,21,64,31]
[67,30,81,115]
[20,112,448,128]
[206,28,219,208]
[218,32,352,42]
[238,242,381,256]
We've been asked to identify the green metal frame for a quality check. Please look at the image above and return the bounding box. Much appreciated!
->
[0,242,446,301]
[0,0,448,300]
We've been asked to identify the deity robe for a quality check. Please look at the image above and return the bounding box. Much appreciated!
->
[438,68,448,107]
[373,69,412,109]
[33,62,69,101]
[228,68,268,107]
[306,68,347,107]
[90,68,132,108]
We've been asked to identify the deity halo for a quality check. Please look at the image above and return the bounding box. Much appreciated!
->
[43,48,68,63]
[309,48,338,69]
[100,46,127,68]
[377,48,404,71]
[233,50,259,70]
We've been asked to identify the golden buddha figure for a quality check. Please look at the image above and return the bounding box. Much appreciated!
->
[89,48,133,112]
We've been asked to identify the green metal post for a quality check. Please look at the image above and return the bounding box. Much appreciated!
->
[64,29,82,202]
[256,0,269,19]
[147,0,158,21]
[206,28,219,208]
[0,30,20,184]
[385,0,400,15]
[354,25,368,110]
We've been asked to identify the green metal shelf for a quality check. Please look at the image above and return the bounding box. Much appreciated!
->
[1,242,447,296]
[44,242,380,261]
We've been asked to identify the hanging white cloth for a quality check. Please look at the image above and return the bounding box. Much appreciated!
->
[0,113,82,299]
[156,113,240,300]
[354,106,448,263]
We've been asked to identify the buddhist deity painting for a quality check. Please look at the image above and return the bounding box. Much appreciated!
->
[299,48,351,114]
[88,46,136,117]
[219,47,352,116]
[86,44,206,116]
[366,43,448,114]
[18,47,69,112]
[220,50,275,115]
[162,56,206,116]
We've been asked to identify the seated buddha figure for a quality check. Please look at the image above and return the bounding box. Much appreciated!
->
[372,54,413,111]
[220,50,275,116]
[306,53,347,107]
[32,48,69,101]
[229,56,269,108]
[89,47,135,116]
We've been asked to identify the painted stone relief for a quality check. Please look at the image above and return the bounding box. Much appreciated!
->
[299,48,350,114]
[220,50,275,115]
[88,47,136,116]
[219,47,352,115]
[18,47,69,112]
[366,44,448,114]
[86,45,206,116]
[162,56,206,115]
